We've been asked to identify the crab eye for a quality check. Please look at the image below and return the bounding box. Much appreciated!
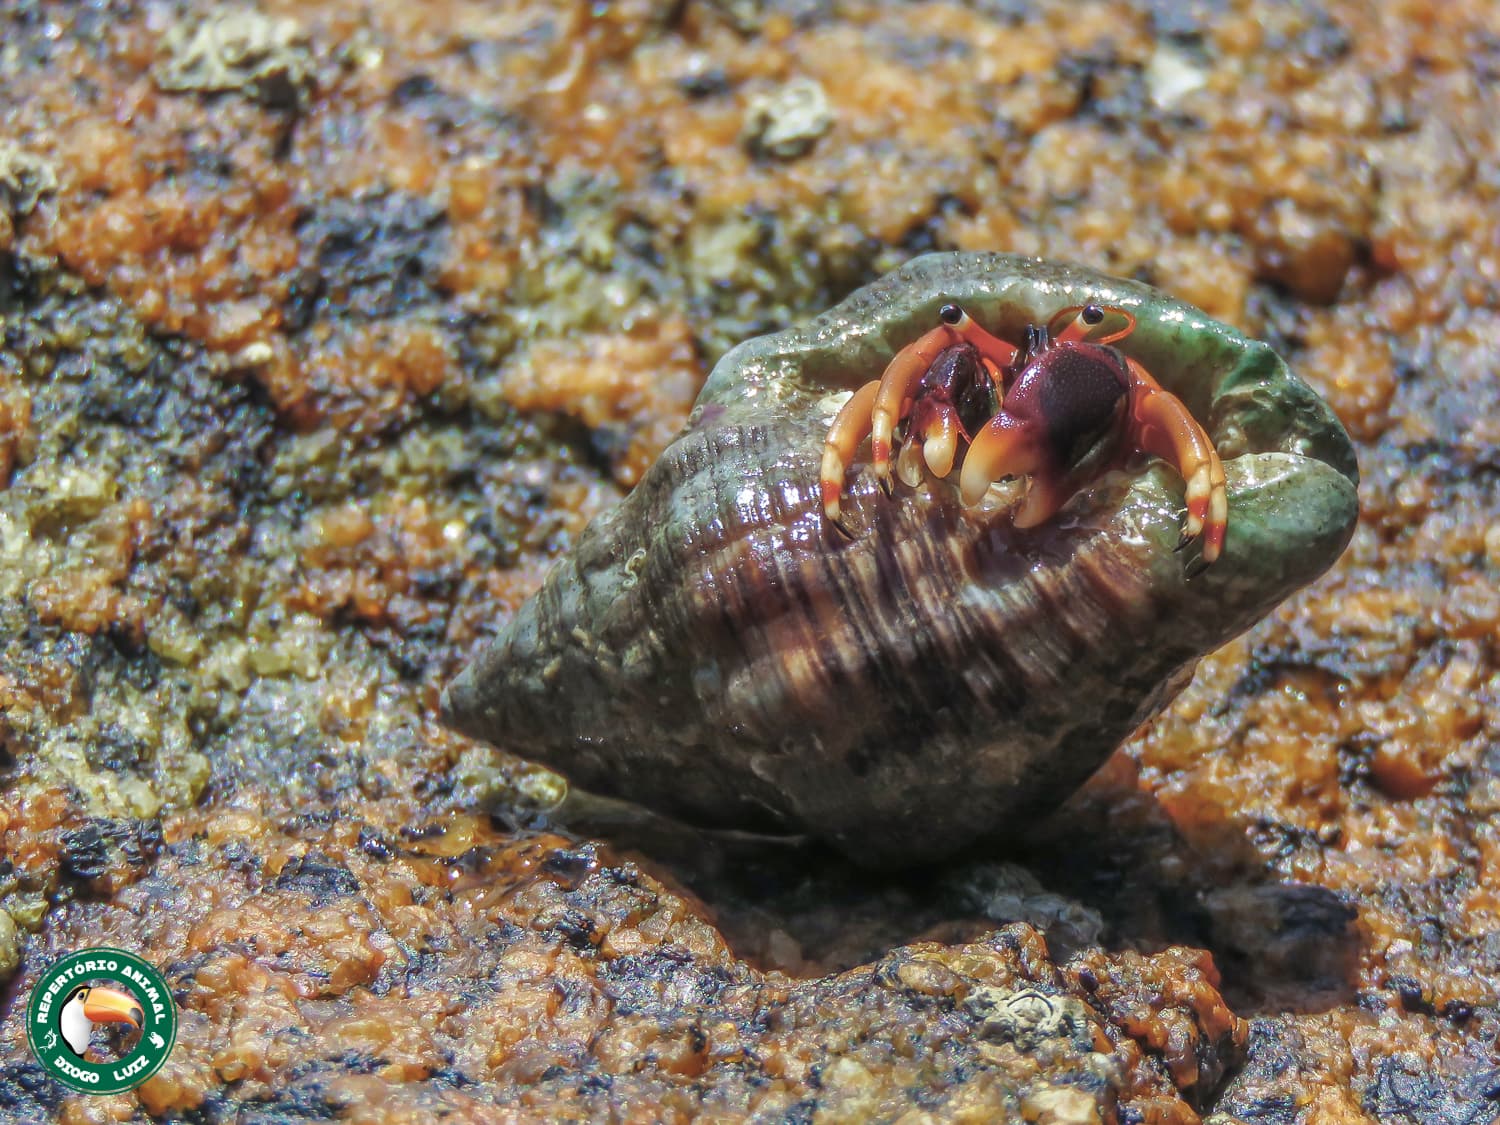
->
[938,303,964,326]
[1046,304,1137,345]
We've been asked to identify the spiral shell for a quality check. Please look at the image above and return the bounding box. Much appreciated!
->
[443,253,1358,867]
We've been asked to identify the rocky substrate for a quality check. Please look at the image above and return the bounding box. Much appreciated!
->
[1,0,1497,1121]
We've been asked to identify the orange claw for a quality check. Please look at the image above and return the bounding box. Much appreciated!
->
[959,412,1043,509]
[1125,357,1227,563]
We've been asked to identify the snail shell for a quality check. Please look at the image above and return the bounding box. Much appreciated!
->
[443,253,1358,867]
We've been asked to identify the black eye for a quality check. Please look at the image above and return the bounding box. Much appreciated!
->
[1081,305,1105,326]
[939,304,963,325]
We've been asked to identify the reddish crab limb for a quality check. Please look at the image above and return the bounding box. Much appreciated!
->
[821,379,881,521]
[869,304,1019,480]
[1125,357,1227,562]
[903,344,993,483]
[920,404,961,478]
[896,393,965,487]
[869,324,959,480]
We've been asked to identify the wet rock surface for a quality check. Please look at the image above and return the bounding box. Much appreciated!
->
[0,0,1497,1121]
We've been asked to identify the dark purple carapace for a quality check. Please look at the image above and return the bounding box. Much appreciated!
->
[908,342,998,443]
[905,323,1130,481]
[1005,339,1130,471]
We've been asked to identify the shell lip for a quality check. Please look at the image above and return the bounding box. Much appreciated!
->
[748,250,1360,591]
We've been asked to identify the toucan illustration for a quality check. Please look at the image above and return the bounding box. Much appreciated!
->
[57,985,143,1057]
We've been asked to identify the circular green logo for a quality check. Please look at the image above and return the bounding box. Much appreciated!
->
[26,947,177,1095]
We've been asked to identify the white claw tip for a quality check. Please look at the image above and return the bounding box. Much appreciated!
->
[897,441,925,488]
[924,433,957,478]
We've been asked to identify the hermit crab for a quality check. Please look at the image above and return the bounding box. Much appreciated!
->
[443,253,1358,867]
[820,302,1227,562]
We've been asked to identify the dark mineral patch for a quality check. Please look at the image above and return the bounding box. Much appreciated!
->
[58,818,163,888]
[295,193,451,324]
[271,851,361,903]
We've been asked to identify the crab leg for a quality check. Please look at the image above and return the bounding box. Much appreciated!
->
[1125,358,1227,562]
[820,379,881,521]
[869,325,958,481]
[869,305,1019,482]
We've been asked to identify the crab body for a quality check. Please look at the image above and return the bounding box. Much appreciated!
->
[824,303,1228,561]
[1008,339,1130,467]
[897,341,998,484]
[962,329,1135,522]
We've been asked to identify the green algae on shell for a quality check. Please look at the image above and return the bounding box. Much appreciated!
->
[443,252,1359,867]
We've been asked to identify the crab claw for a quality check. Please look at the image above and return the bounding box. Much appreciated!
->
[959,413,1045,510]
[891,400,960,489]
[960,333,1132,525]
[906,395,962,480]
[896,433,926,488]
[924,418,960,479]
